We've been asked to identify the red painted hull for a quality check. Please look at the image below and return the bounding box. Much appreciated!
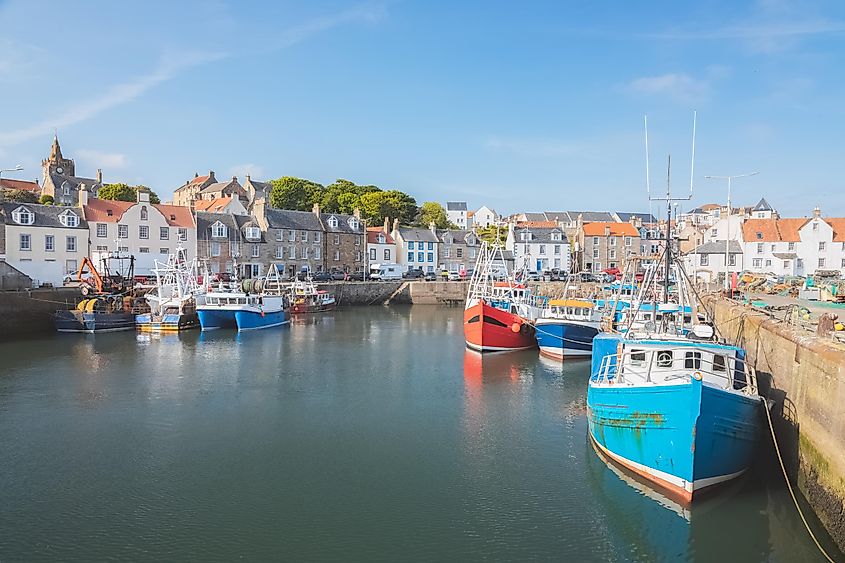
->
[290,302,337,314]
[463,301,536,352]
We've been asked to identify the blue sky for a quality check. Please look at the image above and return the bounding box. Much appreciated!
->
[1,0,844,217]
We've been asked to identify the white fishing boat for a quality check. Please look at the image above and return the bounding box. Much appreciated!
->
[197,264,290,331]
[135,247,204,333]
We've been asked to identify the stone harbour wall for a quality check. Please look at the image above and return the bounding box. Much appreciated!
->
[0,287,82,337]
[703,295,845,551]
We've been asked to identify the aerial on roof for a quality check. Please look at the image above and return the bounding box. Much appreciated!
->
[582,222,639,237]
[446,202,468,211]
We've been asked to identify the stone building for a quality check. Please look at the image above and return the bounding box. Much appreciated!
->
[173,171,217,207]
[321,206,365,274]
[196,212,257,277]
[200,176,246,202]
[255,202,326,279]
[243,175,274,211]
[438,229,480,274]
[578,221,641,273]
[39,135,103,206]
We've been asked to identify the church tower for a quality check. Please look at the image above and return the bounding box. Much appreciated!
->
[42,133,75,178]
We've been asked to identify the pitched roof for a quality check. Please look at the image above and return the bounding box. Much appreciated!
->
[397,226,439,242]
[583,222,639,237]
[741,218,806,242]
[264,208,323,231]
[752,198,773,212]
[514,226,568,243]
[189,174,211,186]
[0,178,40,193]
[196,212,241,241]
[616,212,657,223]
[195,197,235,212]
[446,201,467,211]
[50,173,100,191]
[201,180,235,194]
[523,212,548,222]
[690,240,742,255]
[322,213,363,234]
[155,203,194,227]
[437,228,478,245]
[826,218,845,242]
[517,220,559,228]
[1,202,88,229]
[367,228,395,244]
[570,211,617,222]
[83,198,133,222]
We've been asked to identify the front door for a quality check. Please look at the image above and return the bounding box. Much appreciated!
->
[536,259,542,271]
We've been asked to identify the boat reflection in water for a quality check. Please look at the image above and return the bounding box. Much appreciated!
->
[586,431,775,561]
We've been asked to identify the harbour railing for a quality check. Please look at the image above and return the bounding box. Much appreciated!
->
[593,348,759,396]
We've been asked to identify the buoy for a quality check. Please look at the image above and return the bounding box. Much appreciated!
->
[835,322,844,331]
[511,322,521,333]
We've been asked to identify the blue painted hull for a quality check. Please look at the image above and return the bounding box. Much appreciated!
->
[234,309,289,331]
[197,309,237,331]
[535,319,598,359]
[587,377,763,502]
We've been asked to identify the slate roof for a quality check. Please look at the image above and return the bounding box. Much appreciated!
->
[514,226,568,243]
[196,212,242,242]
[322,213,363,234]
[264,208,323,231]
[1,202,88,229]
[437,229,479,245]
[446,201,467,211]
[616,212,657,223]
[523,212,548,222]
[49,173,100,192]
[201,181,235,194]
[234,215,267,243]
[752,198,773,212]
[397,226,439,242]
[690,240,742,255]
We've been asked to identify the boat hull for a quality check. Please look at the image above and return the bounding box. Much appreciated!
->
[463,300,536,352]
[135,312,200,332]
[197,309,237,331]
[234,309,289,331]
[54,310,136,333]
[535,318,599,359]
[587,377,763,503]
[290,301,337,314]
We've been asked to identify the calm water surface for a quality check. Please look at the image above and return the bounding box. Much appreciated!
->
[0,306,839,561]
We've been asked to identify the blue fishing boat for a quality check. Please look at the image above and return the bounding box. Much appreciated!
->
[197,265,289,331]
[535,298,601,359]
[588,330,763,502]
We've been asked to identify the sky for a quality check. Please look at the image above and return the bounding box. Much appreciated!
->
[1,0,844,217]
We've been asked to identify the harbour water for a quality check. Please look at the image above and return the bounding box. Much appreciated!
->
[0,306,839,561]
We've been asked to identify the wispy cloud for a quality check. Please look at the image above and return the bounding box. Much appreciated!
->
[258,2,388,51]
[0,50,226,148]
[229,163,265,179]
[627,73,710,104]
[77,149,129,169]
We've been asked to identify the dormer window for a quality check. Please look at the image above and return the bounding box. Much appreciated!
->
[11,206,34,225]
[107,209,113,217]
[756,232,762,240]
[63,185,70,196]
[59,210,79,228]
[245,226,261,240]
[348,217,360,230]
[377,234,385,244]
[211,221,228,238]
[328,216,339,228]
[141,206,148,220]
[170,214,176,221]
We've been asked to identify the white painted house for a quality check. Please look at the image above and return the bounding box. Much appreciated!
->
[1,202,88,286]
[392,222,439,273]
[367,227,397,266]
[472,205,498,228]
[446,202,469,229]
[505,224,570,272]
[82,188,197,277]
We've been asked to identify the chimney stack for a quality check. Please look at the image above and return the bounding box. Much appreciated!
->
[813,206,821,218]
[392,218,399,234]
[604,225,611,236]
[78,184,89,206]
[96,169,102,183]
[312,202,321,216]
[353,207,361,219]
[383,216,389,233]
[429,221,436,234]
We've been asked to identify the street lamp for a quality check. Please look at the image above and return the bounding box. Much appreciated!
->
[704,171,759,292]
[0,164,24,181]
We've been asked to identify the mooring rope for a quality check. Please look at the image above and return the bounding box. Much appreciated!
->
[764,400,836,563]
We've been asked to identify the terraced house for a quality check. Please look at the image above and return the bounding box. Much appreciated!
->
[320,206,365,275]
[506,224,570,273]
[438,229,480,274]
[196,212,265,278]
[392,222,439,273]
[256,203,325,278]
[577,222,641,273]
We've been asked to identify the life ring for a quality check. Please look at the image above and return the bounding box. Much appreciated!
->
[80,285,90,296]
[692,371,703,381]
[511,322,521,333]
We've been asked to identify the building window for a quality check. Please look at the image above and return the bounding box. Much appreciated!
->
[314,232,321,243]
[788,242,795,251]
[160,248,169,254]
[699,254,708,266]
[593,237,599,245]
[334,234,340,245]
[275,246,283,259]
[356,251,362,262]
[19,233,31,251]
[276,230,283,242]
[96,245,108,252]
[765,259,771,267]
[408,252,414,262]
[211,222,227,238]
[554,245,560,255]
[97,223,107,237]
[609,249,616,259]
[784,261,790,269]
[314,247,321,260]
[66,236,76,252]
[428,252,434,262]
[771,244,776,252]
[252,244,260,258]
[408,241,415,250]
[288,246,296,259]
[819,242,826,251]
[444,248,451,258]
[729,254,736,266]
[160,227,169,240]
[178,228,188,241]
[328,216,339,228]
[139,225,149,239]
[334,250,340,261]
[592,248,599,259]
[418,252,424,262]
[813,222,819,231]
[288,230,296,242]
[384,249,390,261]
[456,248,463,258]
[137,247,149,253]
[59,211,79,227]
[369,248,376,260]
[45,235,55,252]
[609,237,617,247]
[539,245,546,255]
[230,242,240,257]
[12,207,34,225]
[118,224,128,238]
[752,258,762,268]
[355,236,361,246]
[140,206,148,220]
[349,217,360,230]
[428,242,434,250]
[245,227,260,240]
[624,236,632,247]
[819,258,826,268]
[756,243,763,253]
[797,259,804,268]
[301,230,308,242]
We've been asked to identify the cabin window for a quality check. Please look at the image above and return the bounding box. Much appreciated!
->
[684,351,702,369]
[713,355,727,372]
[656,350,673,368]
[630,349,646,367]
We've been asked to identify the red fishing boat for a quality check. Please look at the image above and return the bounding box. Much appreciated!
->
[463,243,545,352]
[288,278,337,314]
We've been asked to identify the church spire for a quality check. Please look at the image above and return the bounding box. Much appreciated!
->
[49,131,63,162]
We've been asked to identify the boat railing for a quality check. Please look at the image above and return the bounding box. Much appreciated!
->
[593,348,758,396]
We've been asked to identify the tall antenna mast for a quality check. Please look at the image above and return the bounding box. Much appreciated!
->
[644,115,652,234]
[689,110,697,198]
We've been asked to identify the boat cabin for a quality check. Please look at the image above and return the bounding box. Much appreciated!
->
[545,298,599,321]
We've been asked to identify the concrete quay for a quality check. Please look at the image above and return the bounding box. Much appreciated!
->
[0,287,82,337]
[704,295,845,551]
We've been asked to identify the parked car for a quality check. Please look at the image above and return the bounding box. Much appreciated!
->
[526,271,541,281]
[212,272,234,283]
[424,271,437,281]
[578,272,595,283]
[347,271,366,281]
[634,272,645,282]
[330,270,348,281]
[312,272,333,282]
[403,269,425,279]
[448,271,461,281]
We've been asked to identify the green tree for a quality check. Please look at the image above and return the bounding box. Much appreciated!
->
[416,201,454,229]
[2,189,38,203]
[39,194,54,205]
[359,190,418,225]
[337,192,360,214]
[269,177,325,211]
[98,183,160,204]
[475,225,506,244]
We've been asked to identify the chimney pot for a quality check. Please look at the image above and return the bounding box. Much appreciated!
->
[96,169,102,183]
[312,202,321,216]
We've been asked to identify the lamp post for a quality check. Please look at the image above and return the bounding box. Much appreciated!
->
[704,171,759,292]
[0,165,24,202]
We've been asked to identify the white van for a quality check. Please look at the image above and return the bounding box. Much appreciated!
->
[369,263,402,281]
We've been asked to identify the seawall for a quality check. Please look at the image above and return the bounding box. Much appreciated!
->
[704,295,845,550]
[0,288,82,337]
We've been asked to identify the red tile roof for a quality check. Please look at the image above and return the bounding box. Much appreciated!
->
[517,220,559,228]
[194,197,233,212]
[154,203,194,227]
[0,178,40,193]
[367,227,395,244]
[582,222,639,237]
[83,198,133,222]
[825,218,845,242]
[189,174,210,186]
[742,218,807,242]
